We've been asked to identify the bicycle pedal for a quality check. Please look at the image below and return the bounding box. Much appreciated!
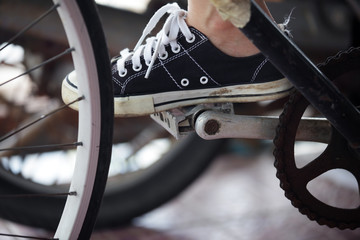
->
[150,103,234,139]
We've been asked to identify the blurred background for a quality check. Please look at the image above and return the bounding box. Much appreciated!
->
[0,0,359,239]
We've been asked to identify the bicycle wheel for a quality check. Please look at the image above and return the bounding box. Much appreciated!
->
[0,0,113,239]
[0,0,225,233]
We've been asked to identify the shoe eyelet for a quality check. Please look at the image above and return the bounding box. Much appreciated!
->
[186,34,196,43]
[119,69,127,77]
[200,76,208,85]
[145,60,151,66]
[132,64,142,72]
[172,45,181,53]
[181,78,190,87]
[159,51,168,60]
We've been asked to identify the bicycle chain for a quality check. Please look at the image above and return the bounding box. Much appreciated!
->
[273,47,360,230]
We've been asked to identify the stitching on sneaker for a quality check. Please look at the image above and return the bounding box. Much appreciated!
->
[190,28,207,41]
[160,59,183,89]
[160,38,206,66]
[148,30,208,90]
[250,57,269,83]
[160,30,208,66]
[116,31,209,93]
[179,41,221,86]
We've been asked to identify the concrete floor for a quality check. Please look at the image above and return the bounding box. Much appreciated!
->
[1,140,360,240]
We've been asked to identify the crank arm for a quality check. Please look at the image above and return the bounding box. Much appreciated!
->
[151,103,331,142]
[195,111,331,143]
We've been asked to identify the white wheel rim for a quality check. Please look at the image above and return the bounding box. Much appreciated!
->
[53,0,101,238]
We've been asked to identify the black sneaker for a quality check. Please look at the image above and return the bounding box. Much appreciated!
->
[62,3,292,117]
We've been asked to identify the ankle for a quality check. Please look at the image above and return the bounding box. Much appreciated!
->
[204,26,261,57]
[186,5,260,57]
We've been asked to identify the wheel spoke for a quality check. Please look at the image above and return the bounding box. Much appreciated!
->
[0,233,56,240]
[0,96,83,143]
[0,48,74,87]
[0,192,76,199]
[0,142,82,153]
[0,4,60,52]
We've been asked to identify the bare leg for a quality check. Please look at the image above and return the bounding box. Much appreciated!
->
[186,0,273,57]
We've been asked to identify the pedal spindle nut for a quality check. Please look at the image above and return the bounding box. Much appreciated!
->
[204,119,220,135]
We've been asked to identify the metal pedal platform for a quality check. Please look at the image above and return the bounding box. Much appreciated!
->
[150,103,234,139]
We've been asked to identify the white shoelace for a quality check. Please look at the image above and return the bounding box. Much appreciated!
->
[116,3,195,79]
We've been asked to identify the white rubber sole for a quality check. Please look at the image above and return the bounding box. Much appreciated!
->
[62,72,293,117]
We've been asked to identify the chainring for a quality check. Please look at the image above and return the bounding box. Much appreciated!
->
[273,47,360,229]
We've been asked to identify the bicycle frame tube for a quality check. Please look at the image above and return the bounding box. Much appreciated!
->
[240,0,360,152]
